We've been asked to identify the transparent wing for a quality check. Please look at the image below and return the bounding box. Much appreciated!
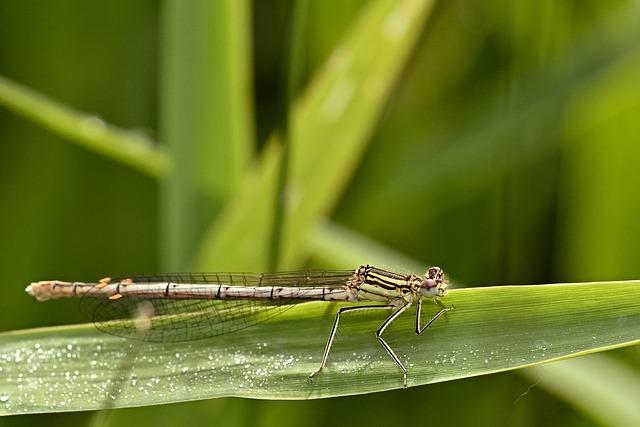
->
[78,270,355,342]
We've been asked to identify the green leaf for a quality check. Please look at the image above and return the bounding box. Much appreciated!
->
[159,0,254,270]
[2,280,638,415]
[194,0,437,271]
[0,75,170,179]
[520,355,640,426]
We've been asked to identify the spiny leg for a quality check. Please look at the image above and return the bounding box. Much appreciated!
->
[415,297,455,334]
[310,300,454,387]
[375,301,412,388]
[376,298,454,388]
[309,304,395,380]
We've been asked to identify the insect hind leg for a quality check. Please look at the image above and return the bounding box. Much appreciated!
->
[309,304,395,380]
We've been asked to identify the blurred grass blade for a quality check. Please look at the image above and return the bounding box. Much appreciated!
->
[2,279,639,414]
[195,0,436,271]
[160,0,254,270]
[309,220,427,273]
[281,0,436,267]
[521,355,640,427]
[0,75,170,179]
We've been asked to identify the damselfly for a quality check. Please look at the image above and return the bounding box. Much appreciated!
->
[26,265,453,387]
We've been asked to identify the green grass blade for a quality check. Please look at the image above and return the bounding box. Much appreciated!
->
[2,280,638,414]
[195,0,436,271]
[521,355,640,427]
[0,75,170,179]
[160,0,254,270]
[280,0,437,268]
[309,220,427,273]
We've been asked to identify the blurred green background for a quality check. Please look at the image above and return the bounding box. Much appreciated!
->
[1,0,639,426]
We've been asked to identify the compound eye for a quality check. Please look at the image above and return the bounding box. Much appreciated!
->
[428,267,443,283]
[420,267,447,298]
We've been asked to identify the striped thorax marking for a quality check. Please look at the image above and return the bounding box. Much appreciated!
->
[352,265,420,303]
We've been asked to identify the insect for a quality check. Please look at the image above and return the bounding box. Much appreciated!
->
[27,264,453,387]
